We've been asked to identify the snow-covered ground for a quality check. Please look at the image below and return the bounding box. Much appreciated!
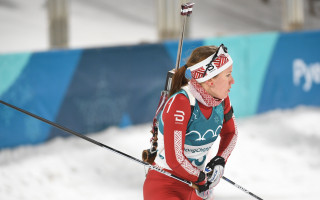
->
[1,106,320,200]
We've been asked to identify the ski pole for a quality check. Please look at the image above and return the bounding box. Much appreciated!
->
[222,176,263,200]
[0,100,198,190]
[0,100,263,198]
[205,168,263,200]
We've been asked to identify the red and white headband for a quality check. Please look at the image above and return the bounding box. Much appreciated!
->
[188,44,233,83]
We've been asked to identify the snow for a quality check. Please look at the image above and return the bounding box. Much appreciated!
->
[1,106,320,200]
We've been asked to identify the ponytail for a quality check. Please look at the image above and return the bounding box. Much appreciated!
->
[169,65,189,96]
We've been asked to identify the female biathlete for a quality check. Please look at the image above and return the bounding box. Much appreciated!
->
[143,44,238,200]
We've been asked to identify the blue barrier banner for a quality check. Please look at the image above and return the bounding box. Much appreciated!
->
[1,30,320,149]
[49,44,174,138]
[258,30,320,113]
[0,49,82,148]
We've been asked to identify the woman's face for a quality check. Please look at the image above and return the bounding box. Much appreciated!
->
[203,65,235,99]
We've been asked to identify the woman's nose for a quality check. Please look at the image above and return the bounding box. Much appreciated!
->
[230,76,235,85]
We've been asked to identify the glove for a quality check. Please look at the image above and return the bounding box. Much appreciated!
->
[194,171,213,199]
[206,156,225,188]
[195,182,213,199]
